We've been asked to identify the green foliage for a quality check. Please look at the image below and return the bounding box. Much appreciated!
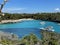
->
[20,33,38,45]
[0,31,60,45]
[41,30,60,45]
[0,12,60,22]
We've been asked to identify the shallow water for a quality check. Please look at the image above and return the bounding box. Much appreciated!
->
[0,20,60,38]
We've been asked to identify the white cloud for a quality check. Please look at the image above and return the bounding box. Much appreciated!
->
[55,8,60,11]
[6,8,25,11]
[2,7,26,13]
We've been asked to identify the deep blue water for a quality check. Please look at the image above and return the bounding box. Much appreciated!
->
[0,20,60,38]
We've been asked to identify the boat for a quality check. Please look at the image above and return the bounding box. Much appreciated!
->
[58,23,60,25]
[40,28,44,29]
[40,26,55,32]
[40,21,45,25]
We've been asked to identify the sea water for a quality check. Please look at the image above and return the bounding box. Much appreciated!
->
[0,20,60,38]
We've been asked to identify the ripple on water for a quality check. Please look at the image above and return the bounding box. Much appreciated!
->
[0,20,60,38]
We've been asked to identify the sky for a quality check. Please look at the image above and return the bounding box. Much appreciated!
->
[0,0,60,13]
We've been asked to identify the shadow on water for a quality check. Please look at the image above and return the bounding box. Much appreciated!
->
[0,28,41,38]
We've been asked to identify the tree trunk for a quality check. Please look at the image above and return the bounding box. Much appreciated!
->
[0,9,1,13]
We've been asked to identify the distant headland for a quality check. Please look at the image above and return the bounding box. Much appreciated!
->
[0,12,60,24]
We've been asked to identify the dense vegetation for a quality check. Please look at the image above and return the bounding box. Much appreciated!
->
[0,12,60,22]
[41,30,60,45]
[0,30,60,45]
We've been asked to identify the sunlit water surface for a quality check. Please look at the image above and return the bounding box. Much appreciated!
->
[0,20,60,38]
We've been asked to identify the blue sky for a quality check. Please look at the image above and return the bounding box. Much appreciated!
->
[0,0,60,13]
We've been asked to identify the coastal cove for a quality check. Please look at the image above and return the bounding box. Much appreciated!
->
[0,0,60,44]
[0,18,34,24]
[0,20,60,38]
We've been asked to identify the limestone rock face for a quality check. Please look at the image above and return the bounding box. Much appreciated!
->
[40,30,60,45]
[0,31,18,41]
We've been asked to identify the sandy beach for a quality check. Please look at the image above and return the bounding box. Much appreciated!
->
[0,18,34,24]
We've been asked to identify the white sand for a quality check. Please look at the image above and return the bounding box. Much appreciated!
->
[0,18,34,24]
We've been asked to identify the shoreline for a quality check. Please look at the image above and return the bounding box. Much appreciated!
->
[0,18,59,24]
[0,18,34,24]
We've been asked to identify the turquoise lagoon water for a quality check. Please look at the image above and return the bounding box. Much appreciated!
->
[0,20,60,38]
